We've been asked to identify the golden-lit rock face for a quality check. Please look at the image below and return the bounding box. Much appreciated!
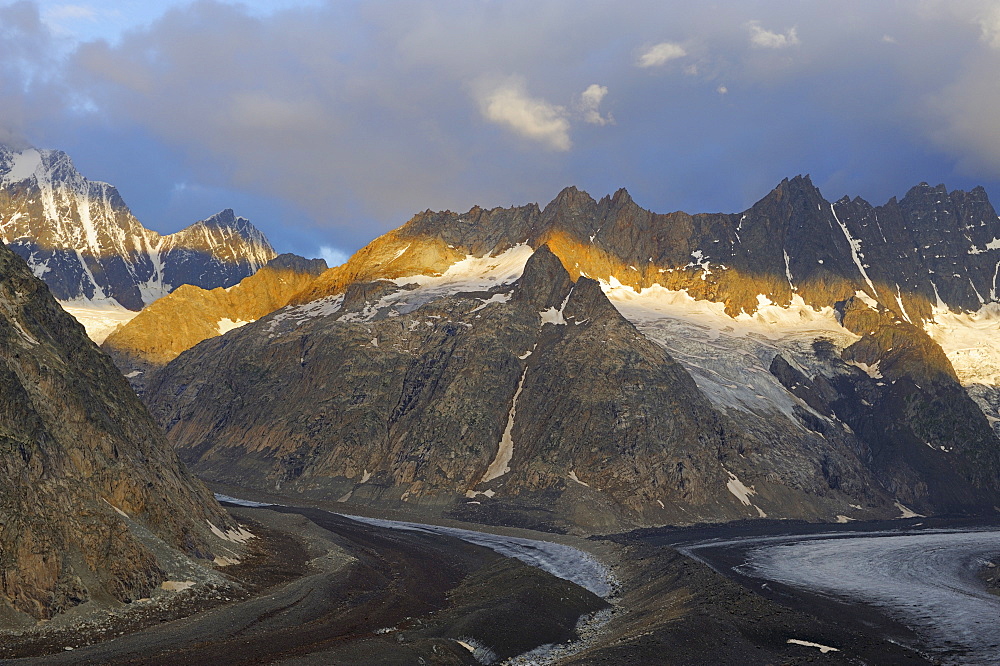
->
[104,255,327,366]
[0,241,233,622]
[295,178,996,324]
[290,231,466,306]
[121,176,999,370]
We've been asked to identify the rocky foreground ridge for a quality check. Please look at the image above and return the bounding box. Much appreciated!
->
[0,239,245,625]
[0,146,275,310]
[130,178,1000,533]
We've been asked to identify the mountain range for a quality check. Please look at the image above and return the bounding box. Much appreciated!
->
[0,146,275,312]
[6,139,1000,635]
[110,176,1000,533]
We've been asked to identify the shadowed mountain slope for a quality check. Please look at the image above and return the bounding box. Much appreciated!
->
[0,239,242,624]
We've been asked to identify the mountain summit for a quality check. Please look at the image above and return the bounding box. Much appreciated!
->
[0,146,276,311]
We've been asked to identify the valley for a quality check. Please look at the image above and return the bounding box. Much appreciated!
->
[6,144,1000,663]
[6,487,969,665]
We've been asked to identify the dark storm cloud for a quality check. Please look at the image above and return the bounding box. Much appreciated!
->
[4,0,1000,256]
[0,1,59,148]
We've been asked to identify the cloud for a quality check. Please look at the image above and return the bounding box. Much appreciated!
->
[927,48,1000,175]
[0,2,63,148]
[478,78,571,151]
[747,21,800,49]
[7,0,1000,260]
[318,245,348,267]
[44,5,98,22]
[579,84,613,126]
[636,41,687,67]
[977,3,1000,48]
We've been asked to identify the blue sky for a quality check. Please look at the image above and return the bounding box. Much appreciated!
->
[4,1,1000,263]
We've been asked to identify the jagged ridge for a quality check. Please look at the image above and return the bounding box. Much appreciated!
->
[296,178,1000,322]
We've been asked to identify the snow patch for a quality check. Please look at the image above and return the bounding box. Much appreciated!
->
[217,317,251,335]
[854,290,879,310]
[787,639,839,654]
[267,294,344,331]
[481,368,528,482]
[2,148,41,184]
[539,287,573,326]
[846,359,882,379]
[393,244,533,292]
[725,470,756,506]
[468,291,512,313]
[207,520,255,544]
[568,470,590,487]
[686,249,712,280]
[831,202,877,297]
[102,498,129,518]
[925,303,1000,388]
[894,501,924,519]
[539,306,566,325]
[59,299,138,344]
[601,279,857,418]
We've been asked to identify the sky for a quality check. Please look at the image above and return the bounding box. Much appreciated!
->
[4,1,1000,263]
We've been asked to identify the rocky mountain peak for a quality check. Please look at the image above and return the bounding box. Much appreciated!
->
[265,253,328,275]
[768,173,823,205]
[563,275,621,322]
[544,185,598,215]
[201,208,241,227]
[611,187,633,205]
[0,145,276,311]
[511,244,573,310]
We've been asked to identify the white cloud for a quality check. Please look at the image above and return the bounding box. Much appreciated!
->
[45,5,98,22]
[977,4,1000,48]
[318,245,348,267]
[579,84,613,126]
[747,21,800,49]
[716,85,728,95]
[637,41,687,68]
[478,79,571,151]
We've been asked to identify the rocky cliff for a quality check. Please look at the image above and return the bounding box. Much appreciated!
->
[0,146,275,311]
[0,239,242,624]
